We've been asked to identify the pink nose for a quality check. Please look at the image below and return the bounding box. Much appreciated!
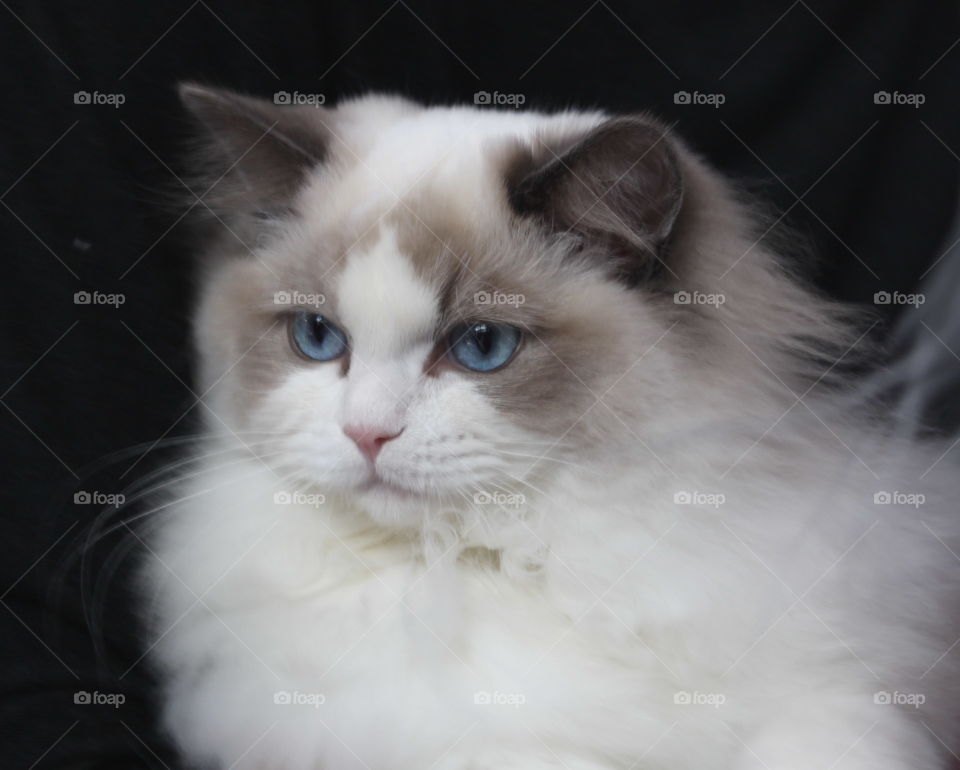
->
[343,424,404,463]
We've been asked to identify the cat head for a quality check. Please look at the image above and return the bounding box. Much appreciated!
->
[180,84,850,529]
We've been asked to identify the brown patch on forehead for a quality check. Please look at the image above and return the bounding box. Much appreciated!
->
[388,193,580,329]
[386,126,587,294]
[265,214,384,290]
[388,209,465,300]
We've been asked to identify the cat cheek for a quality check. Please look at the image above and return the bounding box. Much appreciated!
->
[241,370,348,457]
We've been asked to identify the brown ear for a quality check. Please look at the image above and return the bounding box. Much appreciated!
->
[507,117,683,285]
[179,83,330,222]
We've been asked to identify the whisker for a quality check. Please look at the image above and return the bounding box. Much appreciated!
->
[120,438,291,498]
[497,470,549,499]
[86,463,305,675]
[495,449,610,474]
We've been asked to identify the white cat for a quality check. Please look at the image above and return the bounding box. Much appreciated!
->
[142,84,960,769]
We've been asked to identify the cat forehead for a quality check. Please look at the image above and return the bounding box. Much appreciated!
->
[335,227,440,356]
[329,218,549,347]
[298,106,606,233]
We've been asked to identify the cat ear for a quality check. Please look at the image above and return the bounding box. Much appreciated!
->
[179,82,330,221]
[507,117,683,285]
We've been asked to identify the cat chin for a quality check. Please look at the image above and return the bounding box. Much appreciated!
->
[347,482,439,530]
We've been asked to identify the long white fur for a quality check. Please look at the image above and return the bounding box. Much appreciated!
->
[145,97,960,770]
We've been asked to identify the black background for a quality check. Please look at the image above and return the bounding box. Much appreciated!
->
[1,1,958,766]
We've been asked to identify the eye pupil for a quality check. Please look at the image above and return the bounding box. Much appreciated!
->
[311,316,327,341]
[473,323,493,355]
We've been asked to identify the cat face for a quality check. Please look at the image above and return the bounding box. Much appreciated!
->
[182,86,692,528]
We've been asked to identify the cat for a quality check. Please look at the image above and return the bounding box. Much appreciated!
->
[141,83,960,770]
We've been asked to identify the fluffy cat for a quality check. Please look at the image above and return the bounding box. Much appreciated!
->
[142,84,960,770]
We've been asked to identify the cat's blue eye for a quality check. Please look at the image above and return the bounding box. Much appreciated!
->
[447,321,521,372]
[290,312,348,361]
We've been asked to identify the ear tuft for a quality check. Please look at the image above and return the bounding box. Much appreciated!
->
[507,117,684,285]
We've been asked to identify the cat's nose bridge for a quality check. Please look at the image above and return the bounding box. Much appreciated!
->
[340,358,413,431]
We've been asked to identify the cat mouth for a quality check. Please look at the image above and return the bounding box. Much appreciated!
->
[357,475,417,499]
